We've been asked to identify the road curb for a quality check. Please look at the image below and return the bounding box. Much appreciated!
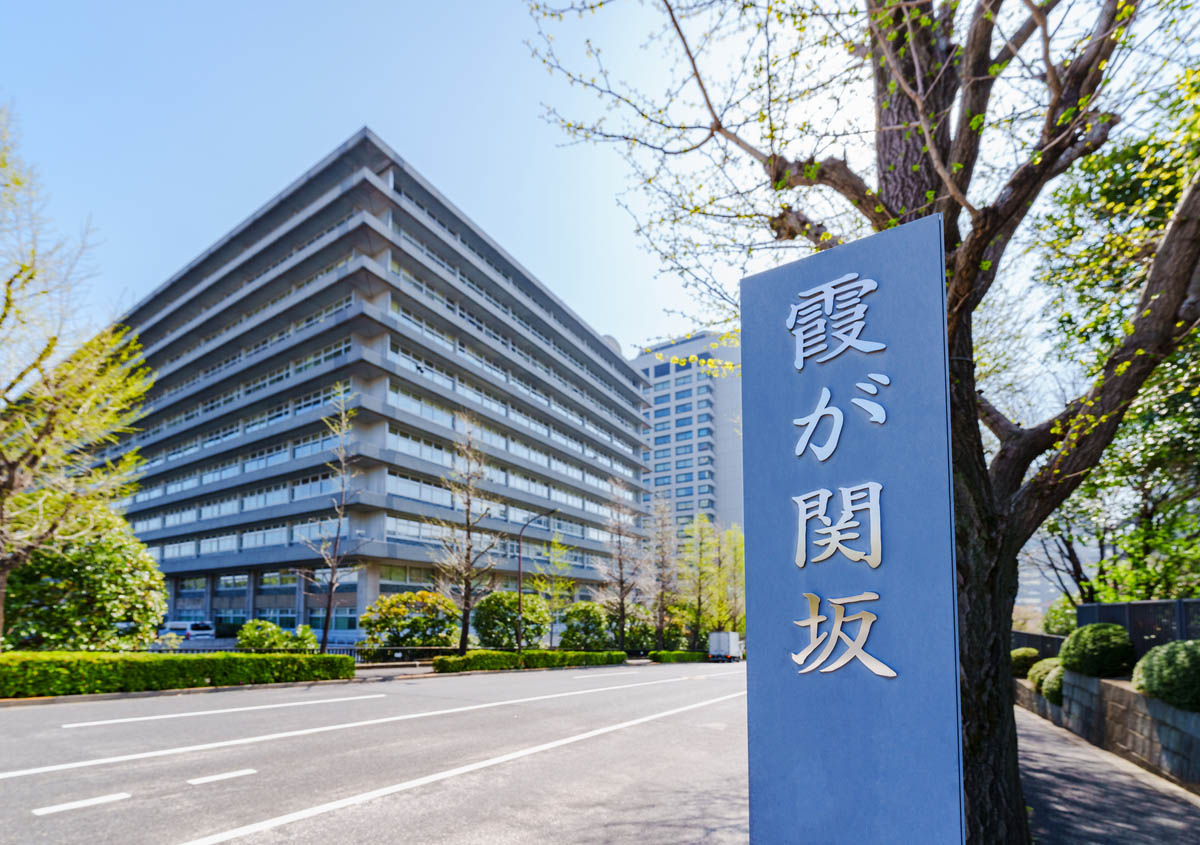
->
[0,671,438,708]
[0,659,673,707]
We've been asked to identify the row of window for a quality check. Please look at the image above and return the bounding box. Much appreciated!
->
[130,393,346,504]
[389,202,641,407]
[157,282,355,403]
[387,287,639,460]
[131,468,339,533]
[385,372,632,490]
[383,515,608,570]
[387,388,635,512]
[148,336,351,442]
[152,517,343,561]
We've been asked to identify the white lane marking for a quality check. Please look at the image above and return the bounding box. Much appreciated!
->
[31,792,131,816]
[187,769,257,785]
[0,674,734,780]
[571,671,639,679]
[180,690,747,845]
[62,694,386,729]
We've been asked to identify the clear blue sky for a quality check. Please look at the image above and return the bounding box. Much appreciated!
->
[0,1,698,355]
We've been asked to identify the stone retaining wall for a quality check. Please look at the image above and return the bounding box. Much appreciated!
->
[1014,671,1200,795]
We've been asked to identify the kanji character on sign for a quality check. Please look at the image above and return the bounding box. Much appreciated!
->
[785,272,887,371]
[793,387,843,461]
[792,591,896,678]
[791,481,882,568]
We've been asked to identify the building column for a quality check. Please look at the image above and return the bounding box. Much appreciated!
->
[202,574,214,621]
[295,571,306,628]
[245,571,256,621]
[165,577,176,620]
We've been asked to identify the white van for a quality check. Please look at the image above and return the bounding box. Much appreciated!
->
[160,621,216,640]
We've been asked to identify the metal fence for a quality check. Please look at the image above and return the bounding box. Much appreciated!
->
[1076,599,1200,657]
[140,645,454,664]
[1010,631,1065,658]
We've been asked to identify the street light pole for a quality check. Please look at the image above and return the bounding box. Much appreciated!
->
[517,506,558,660]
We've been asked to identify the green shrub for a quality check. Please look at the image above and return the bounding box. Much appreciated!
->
[1059,623,1135,678]
[472,592,551,649]
[521,650,626,669]
[559,601,609,651]
[1028,657,1061,694]
[236,620,318,651]
[0,651,353,698]
[360,590,459,648]
[3,508,166,651]
[649,650,707,663]
[1043,664,1066,706]
[1132,640,1200,713]
[1010,647,1041,679]
[430,649,627,673]
[1042,595,1077,636]
[432,650,521,673]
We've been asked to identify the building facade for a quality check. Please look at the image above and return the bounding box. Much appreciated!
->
[631,332,743,532]
[111,128,647,641]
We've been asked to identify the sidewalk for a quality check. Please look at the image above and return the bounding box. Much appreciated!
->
[1017,706,1200,843]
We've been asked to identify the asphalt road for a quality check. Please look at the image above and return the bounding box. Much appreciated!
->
[0,664,749,844]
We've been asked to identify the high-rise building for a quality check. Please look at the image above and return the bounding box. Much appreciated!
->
[631,332,743,532]
[110,128,647,641]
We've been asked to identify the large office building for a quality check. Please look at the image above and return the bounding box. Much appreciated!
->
[111,128,648,641]
[632,332,743,531]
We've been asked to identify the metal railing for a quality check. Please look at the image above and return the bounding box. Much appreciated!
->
[1076,599,1200,657]
[1011,630,1066,658]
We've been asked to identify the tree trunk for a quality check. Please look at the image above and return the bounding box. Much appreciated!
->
[947,321,1031,842]
[320,575,335,655]
[0,567,9,650]
[457,583,472,656]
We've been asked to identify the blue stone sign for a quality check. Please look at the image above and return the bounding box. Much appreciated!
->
[739,215,964,842]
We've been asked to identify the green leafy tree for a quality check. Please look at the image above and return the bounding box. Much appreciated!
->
[236,619,318,651]
[1042,595,1077,636]
[0,110,152,646]
[3,504,165,650]
[533,4,1198,835]
[711,525,746,634]
[559,600,609,650]
[360,590,460,648]
[528,533,576,647]
[677,515,718,651]
[472,590,551,650]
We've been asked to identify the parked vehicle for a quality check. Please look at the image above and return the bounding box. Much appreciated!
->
[708,631,741,662]
[160,621,216,640]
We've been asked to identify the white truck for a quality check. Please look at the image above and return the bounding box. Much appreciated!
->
[708,631,742,662]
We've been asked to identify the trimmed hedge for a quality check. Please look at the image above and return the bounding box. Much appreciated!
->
[431,649,627,673]
[1027,657,1061,695]
[0,651,354,698]
[432,650,520,673]
[649,650,707,663]
[521,650,626,669]
[1043,664,1066,706]
[1133,640,1200,713]
[1010,647,1041,679]
[1059,623,1135,678]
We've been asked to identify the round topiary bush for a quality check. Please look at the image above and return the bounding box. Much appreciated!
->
[559,601,609,651]
[472,591,551,650]
[1132,640,1200,713]
[1043,664,1066,706]
[1010,647,1041,679]
[1059,623,1135,677]
[1027,657,1061,695]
